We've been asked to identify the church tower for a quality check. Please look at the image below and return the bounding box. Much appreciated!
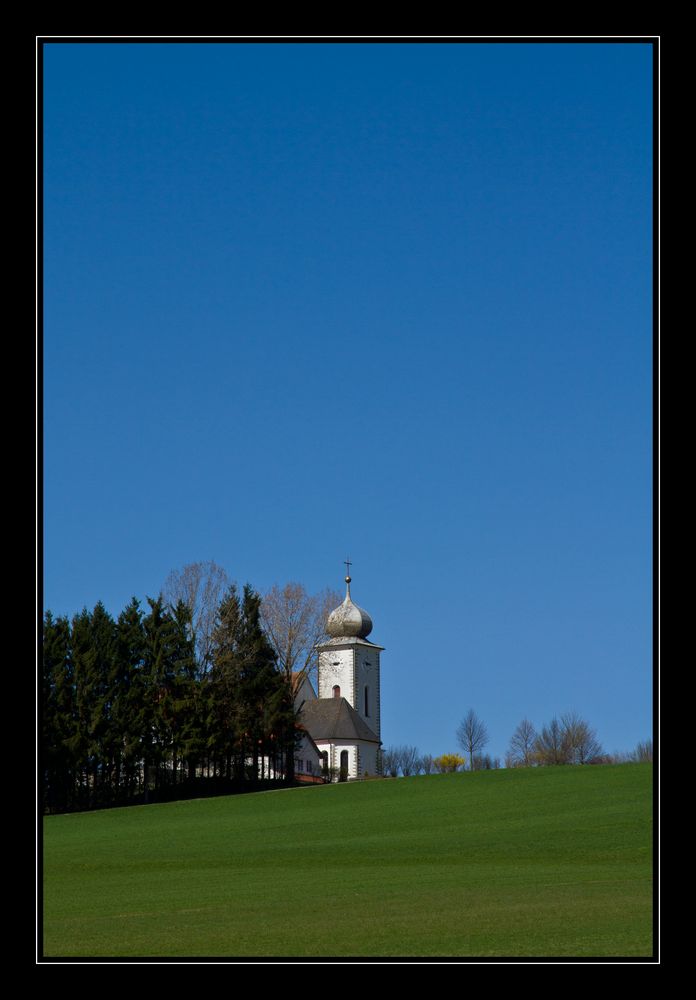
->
[306,565,383,778]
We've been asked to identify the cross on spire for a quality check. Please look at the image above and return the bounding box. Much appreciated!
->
[344,557,352,580]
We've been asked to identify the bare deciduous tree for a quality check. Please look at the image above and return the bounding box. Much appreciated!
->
[597,739,652,765]
[260,582,341,687]
[380,745,422,777]
[420,754,435,775]
[508,718,537,768]
[398,745,421,776]
[560,711,603,764]
[162,561,231,673]
[633,739,653,763]
[474,753,500,770]
[382,746,400,778]
[456,708,490,771]
[533,716,570,765]
[533,713,603,766]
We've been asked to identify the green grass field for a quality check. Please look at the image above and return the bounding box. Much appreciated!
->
[43,763,653,958]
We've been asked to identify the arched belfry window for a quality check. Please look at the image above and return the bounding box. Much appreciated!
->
[332,685,341,699]
[364,686,370,717]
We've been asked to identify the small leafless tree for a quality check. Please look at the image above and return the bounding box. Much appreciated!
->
[474,754,500,770]
[399,745,421,776]
[633,739,653,763]
[382,746,400,778]
[380,745,422,777]
[560,711,603,764]
[508,718,537,767]
[534,717,570,765]
[600,740,653,765]
[260,582,341,687]
[162,561,231,673]
[420,754,435,775]
[456,709,490,771]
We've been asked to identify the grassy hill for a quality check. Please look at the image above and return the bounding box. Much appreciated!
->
[42,763,653,958]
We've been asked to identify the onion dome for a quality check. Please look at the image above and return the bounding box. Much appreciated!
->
[326,575,373,639]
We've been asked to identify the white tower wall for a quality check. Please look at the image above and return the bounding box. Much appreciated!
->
[317,647,355,703]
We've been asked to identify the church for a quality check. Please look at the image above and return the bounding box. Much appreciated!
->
[292,571,384,782]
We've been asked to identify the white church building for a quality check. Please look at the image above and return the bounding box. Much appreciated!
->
[293,573,384,782]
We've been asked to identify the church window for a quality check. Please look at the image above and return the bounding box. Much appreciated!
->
[364,686,369,717]
[332,685,341,698]
[307,761,313,773]
[296,759,304,772]
[339,750,349,782]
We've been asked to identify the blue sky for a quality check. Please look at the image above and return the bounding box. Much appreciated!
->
[43,40,653,762]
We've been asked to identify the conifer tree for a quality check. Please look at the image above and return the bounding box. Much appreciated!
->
[208,584,296,785]
[238,585,271,780]
[141,596,180,783]
[237,585,296,784]
[69,607,94,803]
[165,600,198,781]
[208,585,244,779]
[114,598,147,796]
[63,604,117,806]
[42,612,73,811]
[88,602,118,800]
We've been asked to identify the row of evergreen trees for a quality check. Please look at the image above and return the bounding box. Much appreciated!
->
[42,585,298,813]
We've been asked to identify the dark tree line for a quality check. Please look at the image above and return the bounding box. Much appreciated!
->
[42,585,299,813]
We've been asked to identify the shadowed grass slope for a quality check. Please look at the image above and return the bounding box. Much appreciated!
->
[43,763,652,958]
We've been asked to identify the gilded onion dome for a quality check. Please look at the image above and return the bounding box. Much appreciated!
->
[326,575,373,639]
